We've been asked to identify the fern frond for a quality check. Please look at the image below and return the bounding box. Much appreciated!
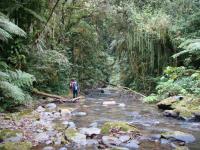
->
[0,81,25,102]
[0,18,26,37]
[0,71,9,81]
[0,28,12,42]
[23,7,46,23]
[8,70,36,87]
[173,39,200,58]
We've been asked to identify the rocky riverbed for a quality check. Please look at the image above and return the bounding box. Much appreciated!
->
[0,88,200,150]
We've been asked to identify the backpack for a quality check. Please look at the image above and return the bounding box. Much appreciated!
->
[72,81,78,91]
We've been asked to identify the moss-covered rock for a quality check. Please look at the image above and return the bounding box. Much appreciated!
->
[101,121,139,134]
[0,129,22,141]
[64,128,78,139]
[158,96,200,121]
[64,128,86,145]
[0,142,32,150]
[157,97,178,110]
[161,131,195,143]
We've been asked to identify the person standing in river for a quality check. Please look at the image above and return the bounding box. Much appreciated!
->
[70,79,80,98]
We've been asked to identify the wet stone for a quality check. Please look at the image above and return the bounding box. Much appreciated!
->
[80,127,101,136]
[89,122,98,128]
[45,103,57,110]
[34,132,50,143]
[161,139,170,144]
[43,146,55,150]
[162,131,195,144]
[103,101,116,106]
[72,112,87,116]
[86,139,99,145]
[68,122,76,128]
[121,139,139,149]
[163,110,178,118]
[102,136,121,146]
[118,135,130,143]
[59,147,68,150]
[36,106,46,112]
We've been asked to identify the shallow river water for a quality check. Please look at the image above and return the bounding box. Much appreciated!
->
[58,88,200,150]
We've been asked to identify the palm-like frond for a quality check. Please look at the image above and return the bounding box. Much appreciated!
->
[0,13,26,42]
[172,39,200,58]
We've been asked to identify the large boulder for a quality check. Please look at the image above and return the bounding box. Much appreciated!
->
[101,121,139,134]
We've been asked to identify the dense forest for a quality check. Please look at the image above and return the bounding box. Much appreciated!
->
[0,0,200,149]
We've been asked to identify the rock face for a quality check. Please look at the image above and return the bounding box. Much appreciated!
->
[101,121,139,134]
[161,131,195,144]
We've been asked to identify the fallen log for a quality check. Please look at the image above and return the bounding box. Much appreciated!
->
[32,89,81,103]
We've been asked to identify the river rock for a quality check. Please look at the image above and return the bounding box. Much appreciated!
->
[86,139,99,145]
[59,108,72,116]
[157,97,177,110]
[80,127,101,136]
[4,133,23,142]
[0,129,23,141]
[118,135,130,143]
[103,101,116,106]
[0,142,32,150]
[161,131,195,143]
[43,146,55,150]
[65,128,86,145]
[45,103,57,110]
[160,139,170,144]
[101,121,139,134]
[163,110,178,118]
[72,112,87,116]
[36,106,46,112]
[121,139,139,149]
[68,122,76,128]
[102,136,121,146]
[118,103,126,107]
[59,147,68,150]
[34,132,50,143]
[89,122,98,128]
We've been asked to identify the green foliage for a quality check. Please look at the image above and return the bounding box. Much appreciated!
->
[0,69,35,111]
[0,13,26,42]
[146,66,200,103]
[143,94,159,104]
